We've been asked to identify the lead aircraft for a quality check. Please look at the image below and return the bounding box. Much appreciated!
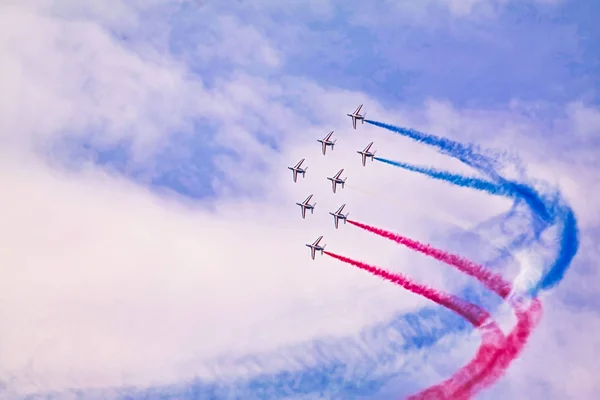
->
[347,104,366,129]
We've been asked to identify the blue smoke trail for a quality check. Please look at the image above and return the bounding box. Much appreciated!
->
[365,120,500,178]
[372,151,579,296]
[535,207,579,293]
[20,303,474,400]
[373,157,551,223]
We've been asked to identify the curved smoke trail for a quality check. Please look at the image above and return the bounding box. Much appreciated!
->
[345,218,544,397]
[346,219,512,300]
[17,121,570,400]
[366,120,579,295]
[323,251,507,399]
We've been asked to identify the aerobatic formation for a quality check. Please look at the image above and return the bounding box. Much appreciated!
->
[287,104,371,248]
[284,103,575,399]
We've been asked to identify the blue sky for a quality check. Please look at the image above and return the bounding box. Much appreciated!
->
[57,0,600,201]
[1,0,599,399]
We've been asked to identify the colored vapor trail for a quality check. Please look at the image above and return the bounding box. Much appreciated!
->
[347,219,512,299]
[324,251,511,399]
[450,299,542,399]
[366,119,579,295]
[343,219,546,398]
[364,120,496,175]
[324,251,492,327]
[372,156,550,222]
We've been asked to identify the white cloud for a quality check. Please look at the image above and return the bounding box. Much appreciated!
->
[193,15,282,68]
[0,3,200,158]
[0,1,507,393]
[0,0,596,398]
[432,0,566,17]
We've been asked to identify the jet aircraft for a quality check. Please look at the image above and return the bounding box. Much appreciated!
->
[317,131,336,155]
[347,104,366,129]
[357,142,377,166]
[296,194,316,219]
[288,158,307,183]
[327,169,347,193]
[329,204,349,229]
[306,235,326,260]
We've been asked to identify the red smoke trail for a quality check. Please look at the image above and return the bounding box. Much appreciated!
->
[324,251,492,327]
[323,251,506,399]
[408,324,504,400]
[347,219,512,299]
[412,299,543,400]
[450,299,542,399]
[345,219,543,398]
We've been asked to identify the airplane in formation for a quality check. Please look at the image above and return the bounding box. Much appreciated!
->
[329,204,349,229]
[317,131,336,155]
[296,194,316,219]
[327,168,347,193]
[306,235,326,260]
[291,104,370,255]
[357,142,377,166]
[288,158,307,183]
[347,104,366,129]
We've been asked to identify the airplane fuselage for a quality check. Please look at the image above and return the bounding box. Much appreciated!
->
[328,177,345,193]
[318,139,335,155]
[358,151,375,166]
[306,244,325,259]
[289,166,307,182]
[330,214,346,228]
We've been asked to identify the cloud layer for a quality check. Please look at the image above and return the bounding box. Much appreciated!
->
[1,0,599,399]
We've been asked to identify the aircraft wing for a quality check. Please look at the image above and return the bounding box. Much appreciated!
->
[312,235,323,246]
[364,142,373,152]
[354,104,363,115]
[336,204,346,214]
[294,158,305,168]
[303,194,313,204]
[324,131,334,141]
[334,169,344,179]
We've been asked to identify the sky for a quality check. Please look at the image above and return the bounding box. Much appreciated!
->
[0,0,599,399]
